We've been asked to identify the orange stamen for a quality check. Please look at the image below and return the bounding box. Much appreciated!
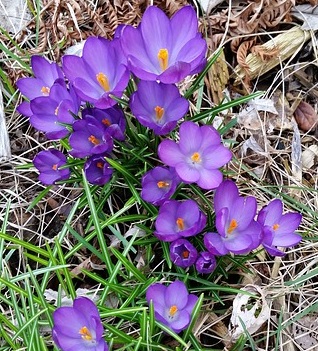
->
[96,72,110,91]
[169,305,178,317]
[88,135,100,145]
[96,162,104,169]
[157,181,170,188]
[191,152,201,163]
[52,164,58,171]
[154,106,164,120]
[79,326,93,341]
[273,223,280,231]
[102,118,111,126]
[158,48,169,71]
[182,250,189,259]
[227,219,238,234]
[176,217,185,231]
[41,86,50,95]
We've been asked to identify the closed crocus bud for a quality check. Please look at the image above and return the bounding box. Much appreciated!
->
[170,238,198,268]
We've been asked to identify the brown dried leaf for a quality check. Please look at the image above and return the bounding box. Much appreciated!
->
[294,101,318,131]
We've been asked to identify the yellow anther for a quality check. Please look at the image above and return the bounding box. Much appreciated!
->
[154,106,165,120]
[273,223,280,231]
[227,219,238,234]
[41,86,50,95]
[52,164,58,171]
[96,162,104,169]
[176,217,185,231]
[79,326,93,341]
[88,135,100,145]
[102,118,111,126]
[182,250,189,259]
[169,305,178,317]
[190,152,201,163]
[158,48,169,71]
[96,72,110,91]
[157,181,170,188]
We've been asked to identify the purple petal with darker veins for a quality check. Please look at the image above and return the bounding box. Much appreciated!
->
[165,280,189,310]
[170,6,199,56]
[175,37,207,66]
[31,56,63,83]
[262,243,285,257]
[184,294,198,315]
[146,283,167,308]
[17,101,32,117]
[239,220,262,249]
[73,297,100,320]
[230,196,257,230]
[204,232,229,255]
[213,180,239,213]
[258,199,283,226]
[175,162,200,183]
[17,78,47,99]
[53,307,88,337]
[215,208,229,237]
[201,145,232,169]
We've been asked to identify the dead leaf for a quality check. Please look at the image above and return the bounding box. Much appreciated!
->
[294,101,318,131]
[197,0,224,14]
[292,4,318,30]
[229,284,270,340]
[302,145,318,168]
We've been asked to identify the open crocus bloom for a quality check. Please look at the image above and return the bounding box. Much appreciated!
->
[158,121,232,190]
[204,180,262,255]
[62,36,130,108]
[120,6,207,83]
[52,297,108,351]
[154,199,207,242]
[130,80,189,135]
[146,280,198,333]
[257,199,302,256]
[33,149,70,185]
[17,55,64,117]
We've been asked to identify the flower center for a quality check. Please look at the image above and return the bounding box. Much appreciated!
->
[158,48,169,71]
[96,72,110,91]
[191,152,201,164]
[273,223,280,230]
[79,326,93,341]
[169,305,178,317]
[88,135,100,145]
[227,219,238,234]
[41,86,50,95]
[182,250,189,259]
[96,162,104,169]
[154,106,165,121]
[102,118,111,126]
[52,164,58,171]
[157,181,170,188]
[176,217,185,231]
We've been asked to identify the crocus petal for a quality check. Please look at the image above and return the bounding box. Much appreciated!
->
[165,280,189,310]
[196,168,223,190]
[158,140,184,167]
[262,243,285,257]
[215,208,229,237]
[178,121,202,153]
[169,309,190,333]
[230,196,257,231]
[213,180,239,213]
[272,233,302,247]
[258,199,283,226]
[275,213,302,235]
[158,61,192,84]
[184,294,199,315]
[175,162,200,183]
[53,307,89,337]
[201,145,232,169]
[146,283,167,308]
[73,297,100,320]
[224,233,253,254]
[204,232,229,256]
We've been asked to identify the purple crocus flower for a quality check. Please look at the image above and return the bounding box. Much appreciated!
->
[141,166,180,206]
[257,199,302,256]
[33,149,70,185]
[154,199,207,242]
[17,55,64,117]
[52,296,108,351]
[204,180,262,255]
[130,81,189,135]
[120,6,207,83]
[158,121,232,190]
[62,37,130,108]
[29,80,80,140]
[84,156,113,186]
[170,239,198,268]
[69,117,113,158]
[82,106,126,141]
[146,280,198,333]
[195,252,216,274]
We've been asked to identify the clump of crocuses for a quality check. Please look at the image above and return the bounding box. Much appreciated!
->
[52,296,108,351]
[146,280,198,333]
